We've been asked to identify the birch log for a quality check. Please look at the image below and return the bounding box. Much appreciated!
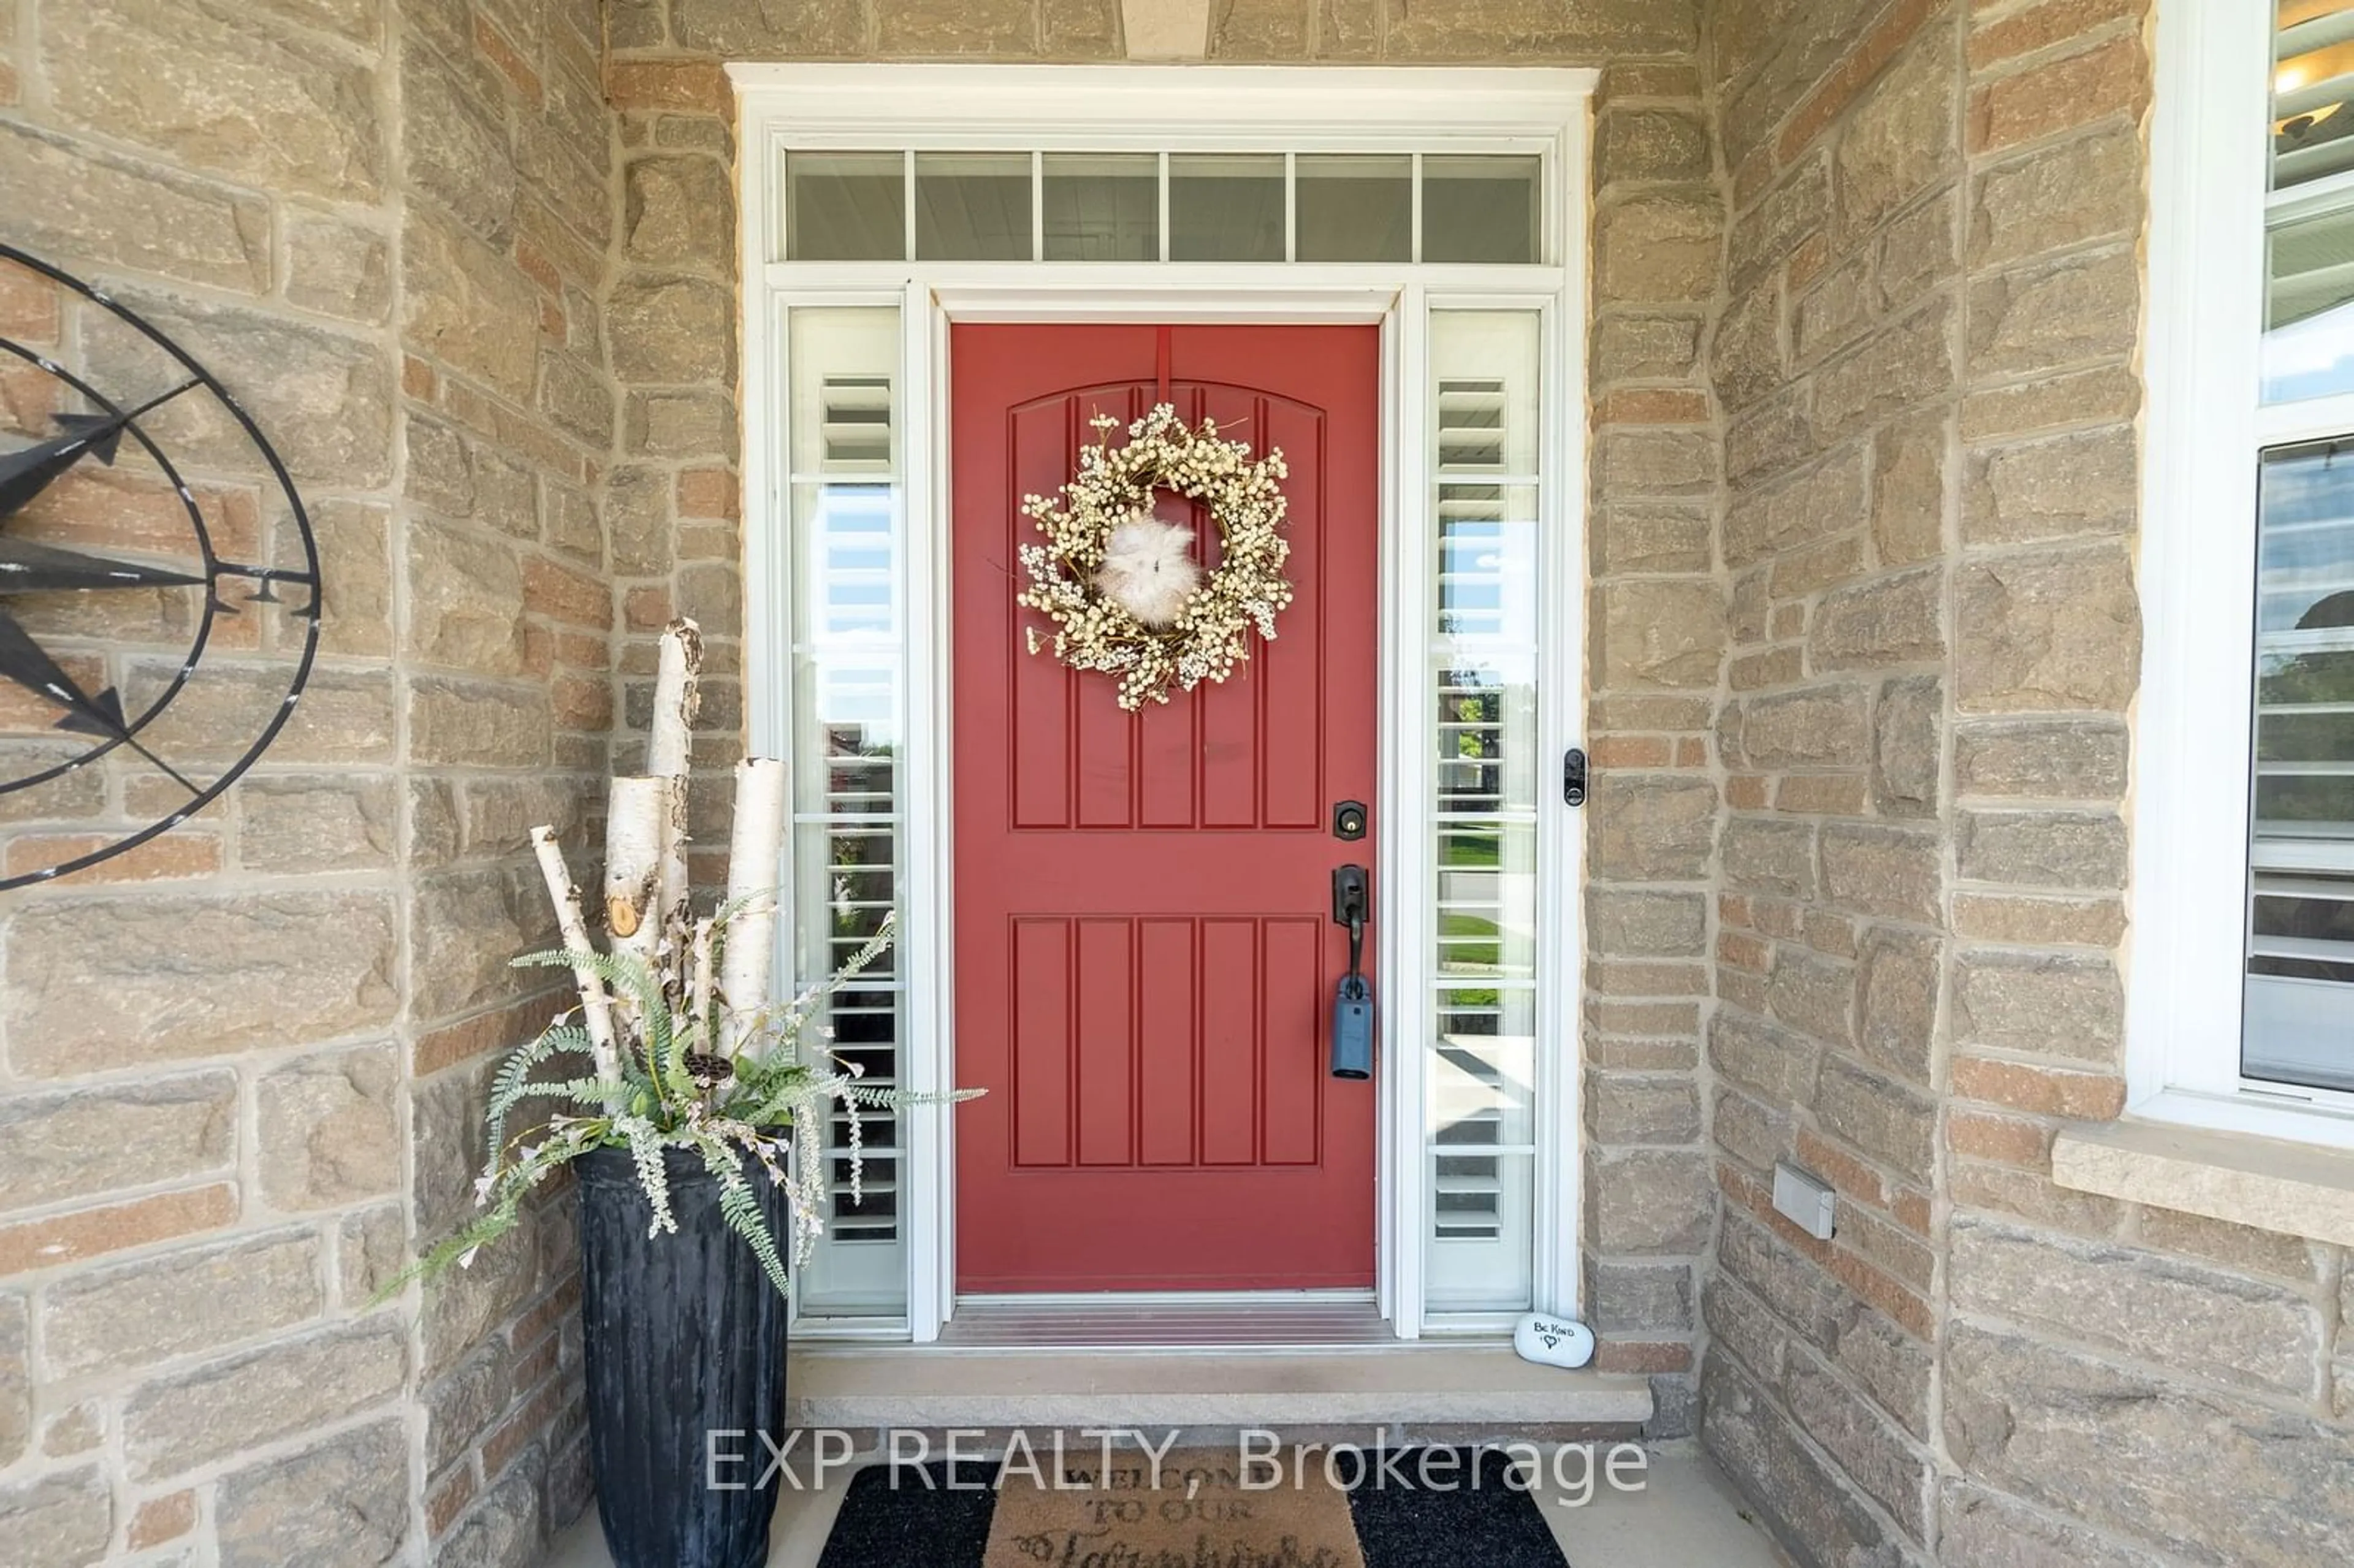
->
[528,824,622,1086]
[603,776,669,1044]
[718,756,788,1056]
[646,619,702,927]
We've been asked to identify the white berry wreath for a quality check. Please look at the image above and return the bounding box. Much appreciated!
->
[1016,403,1292,712]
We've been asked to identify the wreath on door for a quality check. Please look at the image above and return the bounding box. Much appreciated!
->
[1016,404,1292,711]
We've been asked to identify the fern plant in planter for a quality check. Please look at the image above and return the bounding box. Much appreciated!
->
[386,620,968,1568]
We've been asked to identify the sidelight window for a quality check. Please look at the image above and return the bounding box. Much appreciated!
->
[782,307,909,1315]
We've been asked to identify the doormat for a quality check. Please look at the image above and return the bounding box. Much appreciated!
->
[814,1448,1570,1568]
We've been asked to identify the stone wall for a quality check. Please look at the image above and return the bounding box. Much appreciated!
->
[1698,1,2354,1563]
[0,2,620,1563]
[604,0,1725,1434]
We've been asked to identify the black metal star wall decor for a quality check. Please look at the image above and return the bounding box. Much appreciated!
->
[0,245,322,887]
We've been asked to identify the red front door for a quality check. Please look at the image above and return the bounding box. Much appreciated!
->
[951,324,1379,1292]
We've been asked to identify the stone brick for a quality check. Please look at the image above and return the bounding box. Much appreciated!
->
[412,878,549,1032]
[2135,1208,2320,1285]
[217,1418,408,1567]
[1808,565,1940,668]
[86,287,395,487]
[1587,889,1707,957]
[540,349,614,447]
[408,676,555,767]
[1594,504,1713,574]
[0,1292,23,1466]
[1938,1480,2175,1568]
[338,1201,406,1306]
[1713,1083,1794,1168]
[126,1488,195,1551]
[0,120,270,292]
[1704,1360,1905,1568]
[1951,1219,2324,1399]
[6,893,397,1075]
[1958,808,2127,889]
[438,1449,547,1568]
[1728,154,1829,291]
[1588,1148,1714,1253]
[1710,280,1783,413]
[1593,312,1702,382]
[1586,1073,1703,1144]
[284,210,392,327]
[1816,1056,1937,1180]
[1967,248,2141,379]
[1703,1273,1789,1381]
[126,1317,406,1480]
[1876,189,1957,313]
[257,1045,400,1211]
[1970,124,2144,268]
[1962,362,2141,444]
[1870,675,1940,817]
[1721,816,1816,897]
[1597,192,1724,305]
[1709,1010,1822,1104]
[1954,718,2130,799]
[1767,948,1855,1046]
[1742,685,1870,770]
[1596,579,1726,690]
[1590,773,1715,880]
[1598,107,1710,184]
[0,1074,235,1210]
[1872,410,1950,566]
[1964,427,2136,544]
[1967,34,2149,157]
[1950,1054,2124,1119]
[43,1228,319,1376]
[310,498,397,657]
[609,273,737,384]
[44,0,385,200]
[1832,23,1957,248]
[405,211,541,402]
[240,774,400,872]
[625,154,733,273]
[1597,427,1717,495]
[1813,297,1955,445]
[1954,891,2125,947]
[1857,929,1939,1083]
[408,519,530,674]
[1952,949,2122,1062]
[1960,1163,2124,1239]
[1785,1345,1932,1536]
[1042,0,1121,56]
[1,1467,110,1568]
[1956,546,2140,713]
[0,1183,236,1275]
[1725,446,1867,566]
[1820,823,1941,924]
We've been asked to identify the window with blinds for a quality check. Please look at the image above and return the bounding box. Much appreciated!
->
[1424,313,1542,1312]
[784,308,910,1315]
[2246,7,2354,1093]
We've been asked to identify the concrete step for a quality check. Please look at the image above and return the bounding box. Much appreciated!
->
[785,1344,1655,1433]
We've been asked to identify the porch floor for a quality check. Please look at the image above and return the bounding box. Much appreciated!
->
[546,1445,1789,1567]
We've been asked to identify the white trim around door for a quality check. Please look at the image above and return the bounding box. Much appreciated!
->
[733,64,1596,1344]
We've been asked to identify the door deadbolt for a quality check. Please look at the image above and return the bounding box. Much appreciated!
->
[1333,800,1368,841]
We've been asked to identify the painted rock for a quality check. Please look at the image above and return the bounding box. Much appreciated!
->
[1512,1312,1596,1370]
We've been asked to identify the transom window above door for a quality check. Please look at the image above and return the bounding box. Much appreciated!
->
[778,149,1546,265]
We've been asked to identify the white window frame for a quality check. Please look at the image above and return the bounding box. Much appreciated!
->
[2135,0,2354,1146]
[732,64,1596,1340]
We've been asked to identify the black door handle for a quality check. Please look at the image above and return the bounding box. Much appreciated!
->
[1331,864,1372,1079]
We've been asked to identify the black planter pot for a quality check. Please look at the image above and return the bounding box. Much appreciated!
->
[577,1143,792,1568]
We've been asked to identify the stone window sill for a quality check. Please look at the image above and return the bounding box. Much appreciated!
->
[2052,1118,2354,1247]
